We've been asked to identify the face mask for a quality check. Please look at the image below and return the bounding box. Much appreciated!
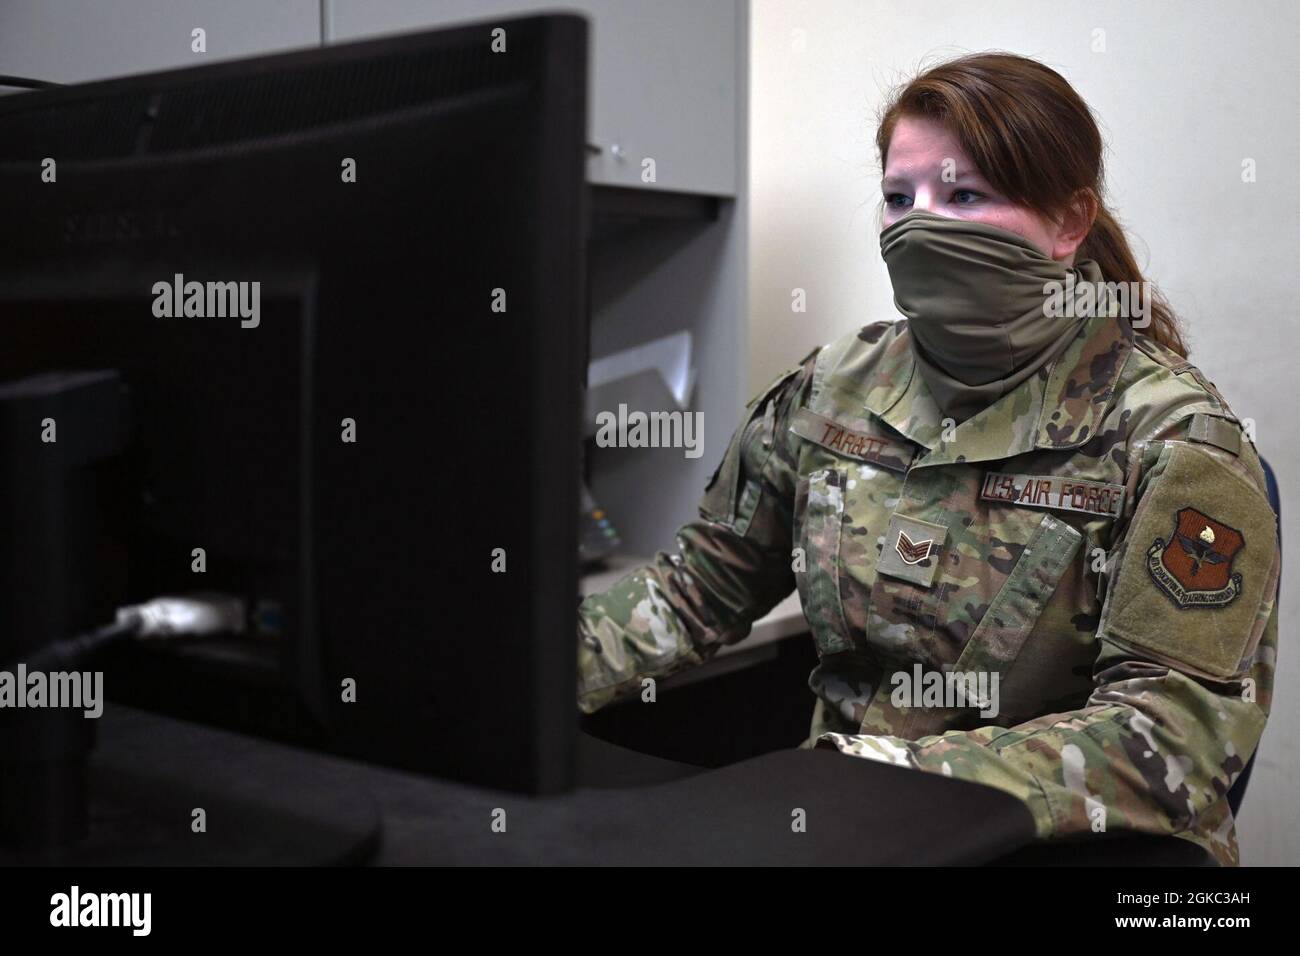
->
[879,209,1108,422]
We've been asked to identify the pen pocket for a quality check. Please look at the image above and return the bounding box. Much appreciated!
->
[795,467,853,657]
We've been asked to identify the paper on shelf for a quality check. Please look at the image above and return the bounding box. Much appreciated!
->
[588,330,694,409]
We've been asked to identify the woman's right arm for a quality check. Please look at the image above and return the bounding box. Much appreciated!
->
[576,351,818,714]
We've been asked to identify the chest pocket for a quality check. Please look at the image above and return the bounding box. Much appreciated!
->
[949,513,1084,676]
[794,467,853,657]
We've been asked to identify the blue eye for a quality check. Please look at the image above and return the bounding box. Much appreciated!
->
[885,193,912,209]
[953,189,982,204]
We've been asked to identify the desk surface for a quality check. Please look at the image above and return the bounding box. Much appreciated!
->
[83,703,1038,866]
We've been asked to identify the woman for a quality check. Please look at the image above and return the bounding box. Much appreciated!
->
[576,53,1278,866]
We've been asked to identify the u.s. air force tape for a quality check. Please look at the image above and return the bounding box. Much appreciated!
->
[981,472,1125,518]
[789,408,912,472]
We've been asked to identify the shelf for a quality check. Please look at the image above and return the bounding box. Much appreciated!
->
[588,184,721,242]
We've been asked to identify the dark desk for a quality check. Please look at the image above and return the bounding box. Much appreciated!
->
[66,703,1039,865]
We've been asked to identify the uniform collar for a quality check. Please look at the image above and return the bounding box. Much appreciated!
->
[867,312,1134,467]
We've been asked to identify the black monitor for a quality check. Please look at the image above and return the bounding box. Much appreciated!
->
[0,14,587,802]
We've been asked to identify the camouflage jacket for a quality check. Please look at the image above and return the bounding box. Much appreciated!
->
[577,311,1279,865]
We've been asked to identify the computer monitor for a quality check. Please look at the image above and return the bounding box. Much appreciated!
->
[0,15,587,799]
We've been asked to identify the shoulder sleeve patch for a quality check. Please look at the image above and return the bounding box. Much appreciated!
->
[1100,441,1278,679]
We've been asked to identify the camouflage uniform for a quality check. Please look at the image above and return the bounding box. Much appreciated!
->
[577,312,1279,866]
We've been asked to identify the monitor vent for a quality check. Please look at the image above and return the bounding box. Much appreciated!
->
[0,36,538,162]
[149,43,535,153]
[0,93,147,161]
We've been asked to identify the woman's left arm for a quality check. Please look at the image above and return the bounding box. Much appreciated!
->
[817,423,1280,866]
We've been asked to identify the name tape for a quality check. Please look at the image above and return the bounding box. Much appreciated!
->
[790,408,912,473]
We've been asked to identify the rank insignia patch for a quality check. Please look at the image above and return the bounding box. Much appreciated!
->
[877,513,947,588]
[895,530,933,565]
[1146,507,1244,609]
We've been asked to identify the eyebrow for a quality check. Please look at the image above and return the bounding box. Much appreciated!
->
[881,169,985,189]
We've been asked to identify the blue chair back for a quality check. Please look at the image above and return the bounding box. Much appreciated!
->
[1227,455,1281,817]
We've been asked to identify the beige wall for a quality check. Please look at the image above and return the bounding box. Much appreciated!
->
[751,0,1300,864]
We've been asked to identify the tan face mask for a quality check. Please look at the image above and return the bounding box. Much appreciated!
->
[879,209,1108,422]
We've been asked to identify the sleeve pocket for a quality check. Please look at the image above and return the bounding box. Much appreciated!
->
[699,366,796,536]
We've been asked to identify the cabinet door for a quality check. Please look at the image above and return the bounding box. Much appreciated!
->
[0,0,320,86]
[330,0,739,195]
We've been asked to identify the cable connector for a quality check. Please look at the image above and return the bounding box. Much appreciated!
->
[115,594,246,639]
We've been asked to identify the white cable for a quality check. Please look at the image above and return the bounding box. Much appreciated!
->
[115,594,246,639]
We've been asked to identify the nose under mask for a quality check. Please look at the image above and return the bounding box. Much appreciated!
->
[879,209,1110,422]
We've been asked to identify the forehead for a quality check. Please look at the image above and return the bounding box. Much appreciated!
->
[883,116,974,177]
